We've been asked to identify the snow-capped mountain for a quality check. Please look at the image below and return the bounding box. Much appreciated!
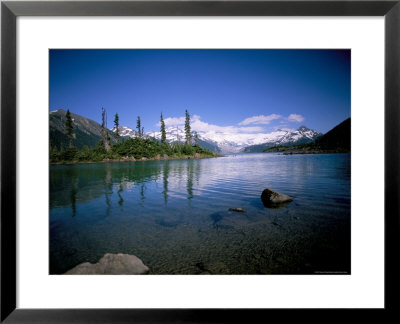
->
[113,126,140,138]
[242,126,322,153]
[113,125,322,154]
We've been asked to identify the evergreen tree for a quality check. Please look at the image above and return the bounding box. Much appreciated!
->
[194,132,199,146]
[50,145,59,162]
[65,109,74,147]
[114,113,120,141]
[101,107,111,152]
[137,116,142,137]
[184,109,192,145]
[160,113,167,145]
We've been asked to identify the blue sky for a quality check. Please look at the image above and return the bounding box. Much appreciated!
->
[50,49,350,134]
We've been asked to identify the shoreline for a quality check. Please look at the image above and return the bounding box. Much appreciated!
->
[50,153,222,165]
[264,150,350,155]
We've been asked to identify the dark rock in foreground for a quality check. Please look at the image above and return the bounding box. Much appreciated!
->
[261,188,293,208]
[65,253,149,275]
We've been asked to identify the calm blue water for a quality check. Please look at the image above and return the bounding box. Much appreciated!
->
[50,153,351,274]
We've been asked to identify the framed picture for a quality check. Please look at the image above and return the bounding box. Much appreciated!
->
[1,0,399,322]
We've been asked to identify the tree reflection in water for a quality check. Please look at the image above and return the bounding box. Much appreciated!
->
[50,159,204,216]
[162,161,169,205]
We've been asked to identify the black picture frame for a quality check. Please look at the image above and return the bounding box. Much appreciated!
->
[1,0,399,322]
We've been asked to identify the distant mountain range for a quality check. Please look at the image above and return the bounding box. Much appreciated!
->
[49,109,328,153]
[242,126,322,153]
[143,125,321,154]
[264,118,350,153]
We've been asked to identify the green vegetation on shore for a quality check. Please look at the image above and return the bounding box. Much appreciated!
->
[50,108,216,164]
[50,137,216,163]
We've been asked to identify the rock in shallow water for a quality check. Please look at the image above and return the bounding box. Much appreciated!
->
[228,208,245,213]
[65,253,149,275]
[261,188,293,207]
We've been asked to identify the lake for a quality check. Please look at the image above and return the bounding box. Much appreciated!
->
[50,153,351,274]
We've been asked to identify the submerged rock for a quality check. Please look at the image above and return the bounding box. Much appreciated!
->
[228,208,245,213]
[261,188,293,208]
[209,211,236,228]
[65,253,149,275]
